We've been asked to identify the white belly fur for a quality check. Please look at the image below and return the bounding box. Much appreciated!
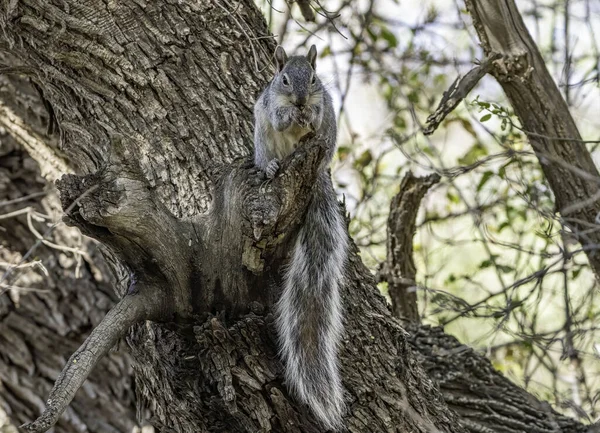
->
[268,123,312,159]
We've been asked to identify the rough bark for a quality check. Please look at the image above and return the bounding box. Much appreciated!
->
[0,134,137,432]
[464,0,600,279]
[407,325,589,433]
[0,1,592,433]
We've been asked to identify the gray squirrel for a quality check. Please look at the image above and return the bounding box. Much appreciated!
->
[254,45,348,430]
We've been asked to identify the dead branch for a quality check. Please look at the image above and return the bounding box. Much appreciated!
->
[381,172,440,322]
[423,53,500,135]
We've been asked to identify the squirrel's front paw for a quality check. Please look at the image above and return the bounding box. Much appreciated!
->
[265,159,280,179]
[296,110,312,127]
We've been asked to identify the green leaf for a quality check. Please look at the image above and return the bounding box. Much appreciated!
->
[380,27,398,48]
[408,90,420,103]
[477,171,494,192]
[460,118,477,137]
[394,116,406,130]
[479,259,493,269]
[337,146,351,161]
[480,113,492,122]
[498,159,517,179]
[422,145,434,156]
[320,46,332,58]
[496,264,514,273]
[498,221,511,232]
[446,191,460,204]
[354,150,373,169]
[458,142,488,165]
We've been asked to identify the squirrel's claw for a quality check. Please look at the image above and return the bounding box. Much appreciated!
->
[265,159,280,179]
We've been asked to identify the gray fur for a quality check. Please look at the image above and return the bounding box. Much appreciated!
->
[254,46,348,430]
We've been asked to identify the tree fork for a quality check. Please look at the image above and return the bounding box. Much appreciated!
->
[20,133,332,432]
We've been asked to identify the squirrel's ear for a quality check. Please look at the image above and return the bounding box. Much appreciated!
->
[275,46,288,72]
[307,44,317,70]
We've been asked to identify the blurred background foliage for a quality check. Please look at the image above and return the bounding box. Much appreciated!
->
[257,0,600,422]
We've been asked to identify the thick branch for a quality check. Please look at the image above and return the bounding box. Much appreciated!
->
[56,163,196,317]
[464,0,600,280]
[381,172,440,322]
[408,325,588,433]
[21,290,159,433]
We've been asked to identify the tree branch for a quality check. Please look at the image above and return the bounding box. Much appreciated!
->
[463,0,600,281]
[381,172,440,322]
[21,289,160,433]
[423,54,501,135]
[408,325,589,433]
[296,0,316,22]
[56,161,197,317]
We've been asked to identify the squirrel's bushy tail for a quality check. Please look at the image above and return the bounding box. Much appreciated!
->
[275,172,348,430]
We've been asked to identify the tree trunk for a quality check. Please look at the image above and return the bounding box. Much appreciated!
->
[0,1,591,432]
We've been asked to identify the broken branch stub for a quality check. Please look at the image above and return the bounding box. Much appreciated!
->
[423,54,501,136]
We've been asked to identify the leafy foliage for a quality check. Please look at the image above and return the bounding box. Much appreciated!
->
[257,0,600,421]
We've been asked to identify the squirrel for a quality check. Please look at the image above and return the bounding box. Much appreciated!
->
[253,45,348,430]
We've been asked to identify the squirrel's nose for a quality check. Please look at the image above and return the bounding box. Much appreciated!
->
[295,95,307,106]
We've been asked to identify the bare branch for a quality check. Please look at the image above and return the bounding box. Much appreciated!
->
[423,53,501,135]
[381,172,440,322]
[21,289,160,433]
[0,191,46,207]
[296,0,316,22]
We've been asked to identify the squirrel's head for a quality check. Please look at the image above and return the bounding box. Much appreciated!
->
[271,45,323,108]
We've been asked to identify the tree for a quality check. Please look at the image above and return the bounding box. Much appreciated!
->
[0,0,596,432]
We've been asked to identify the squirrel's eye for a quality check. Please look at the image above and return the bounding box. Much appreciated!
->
[282,74,290,86]
[311,75,316,85]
